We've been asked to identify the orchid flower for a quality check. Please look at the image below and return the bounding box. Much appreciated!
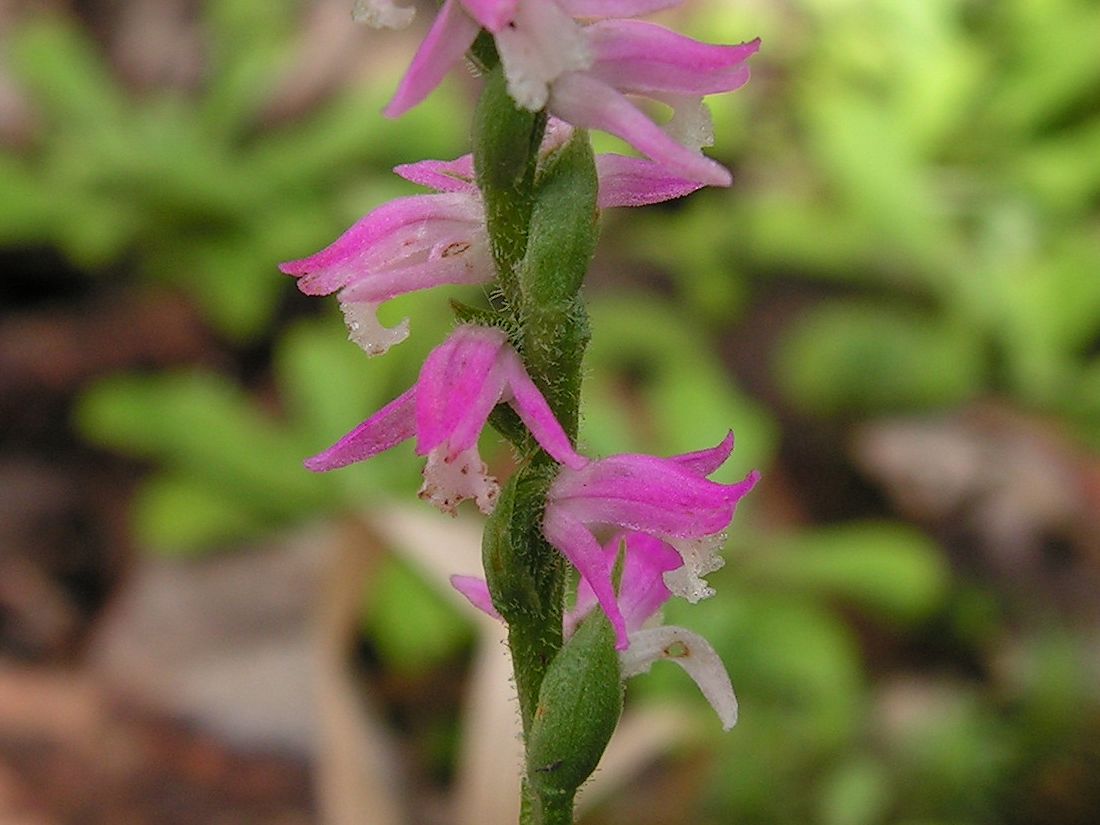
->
[543,431,759,648]
[279,142,701,356]
[452,529,740,729]
[366,0,608,119]
[358,0,757,186]
[548,22,760,186]
[305,324,586,514]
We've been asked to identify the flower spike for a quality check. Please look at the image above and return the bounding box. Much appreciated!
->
[367,0,759,186]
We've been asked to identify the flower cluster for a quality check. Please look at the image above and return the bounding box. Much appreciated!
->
[279,128,704,356]
[357,0,759,185]
[288,0,759,735]
[453,437,757,729]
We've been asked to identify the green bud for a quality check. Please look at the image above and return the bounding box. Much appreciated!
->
[521,130,600,306]
[481,464,560,623]
[482,462,566,733]
[526,611,623,802]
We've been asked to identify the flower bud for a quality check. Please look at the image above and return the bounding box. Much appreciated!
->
[526,610,623,802]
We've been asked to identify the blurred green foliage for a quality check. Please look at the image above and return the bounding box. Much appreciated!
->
[623,0,1100,443]
[1,0,464,336]
[3,0,1098,822]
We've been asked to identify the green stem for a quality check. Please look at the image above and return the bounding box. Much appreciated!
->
[509,603,562,734]
[473,67,546,312]
[472,57,601,825]
[523,787,576,825]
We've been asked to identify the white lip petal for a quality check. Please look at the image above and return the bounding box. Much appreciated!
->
[339,300,410,357]
[660,95,716,151]
[620,625,738,730]
[419,445,501,516]
[662,533,726,603]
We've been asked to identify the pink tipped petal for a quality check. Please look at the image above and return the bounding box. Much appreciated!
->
[443,362,509,458]
[544,508,630,650]
[550,455,741,537]
[620,625,738,730]
[304,388,417,471]
[450,575,502,620]
[560,0,682,17]
[567,531,678,636]
[595,154,703,207]
[279,193,480,296]
[618,533,681,628]
[460,0,517,31]
[498,349,586,469]
[394,155,477,193]
[587,23,758,96]
[414,326,508,456]
[550,73,731,186]
[670,430,735,477]
[337,239,492,305]
[383,0,480,118]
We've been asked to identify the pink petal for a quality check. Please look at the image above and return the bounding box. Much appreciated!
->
[550,454,747,537]
[550,72,731,186]
[617,533,681,628]
[414,326,509,456]
[587,22,759,96]
[304,387,417,471]
[460,0,517,31]
[498,348,587,469]
[278,192,481,296]
[595,153,703,207]
[544,507,630,649]
[567,532,681,637]
[337,238,492,305]
[559,0,682,17]
[450,574,502,619]
[383,0,480,118]
[670,430,734,477]
[394,155,477,194]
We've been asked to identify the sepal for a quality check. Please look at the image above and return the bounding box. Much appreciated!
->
[523,130,600,305]
[526,610,623,802]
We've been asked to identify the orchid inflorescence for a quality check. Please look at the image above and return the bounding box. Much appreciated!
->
[283,1,758,820]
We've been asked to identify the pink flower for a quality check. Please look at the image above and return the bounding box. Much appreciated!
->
[371,0,699,119]
[542,432,759,648]
[364,0,757,186]
[279,145,701,355]
[563,532,680,638]
[548,22,760,186]
[279,156,486,356]
[451,527,742,729]
[305,324,585,514]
